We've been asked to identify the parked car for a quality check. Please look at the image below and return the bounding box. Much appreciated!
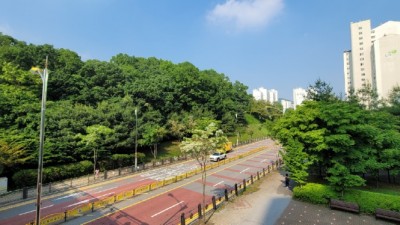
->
[209,152,227,162]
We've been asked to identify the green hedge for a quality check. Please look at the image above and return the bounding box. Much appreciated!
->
[12,160,93,188]
[293,183,337,204]
[293,183,400,214]
[344,189,400,213]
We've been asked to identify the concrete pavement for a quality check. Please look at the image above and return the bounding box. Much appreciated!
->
[207,170,396,225]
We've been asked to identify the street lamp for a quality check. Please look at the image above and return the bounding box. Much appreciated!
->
[134,108,138,171]
[235,113,239,146]
[30,56,49,225]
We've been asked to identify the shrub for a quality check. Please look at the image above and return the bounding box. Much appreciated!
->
[344,189,400,213]
[293,182,400,214]
[293,183,337,204]
[12,169,37,188]
[12,160,93,189]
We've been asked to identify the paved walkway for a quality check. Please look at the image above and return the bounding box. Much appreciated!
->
[207,170,396,225]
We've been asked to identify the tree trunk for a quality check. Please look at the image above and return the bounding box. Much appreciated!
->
[154,143,157,159]
[201,161,207,224]
[387,169,391,183]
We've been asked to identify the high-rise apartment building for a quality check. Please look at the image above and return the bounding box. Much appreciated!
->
[343,20,400,100]
[252,87,278,103]
[252,87,267,101]
[293,88,307,109]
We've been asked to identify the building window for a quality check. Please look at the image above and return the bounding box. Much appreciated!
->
[359,37,363,40]
[362,73,365,76]
[360,63,364,66]
[361,68,365,71]
[360,58,364,61]
[359,42,363,45]
[360,52,364,56]
[359,26,362,30]
[359,32,362,35]
[360,47,364,50]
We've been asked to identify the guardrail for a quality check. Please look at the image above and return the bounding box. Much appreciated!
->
[25,144,276,225]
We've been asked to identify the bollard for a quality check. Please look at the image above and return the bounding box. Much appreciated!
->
[251,175,254,184]
[212,196,217,210]
[263,168,265,176]
[180,213,185,225]
[104,170,108,179]
[234,183,238,196]
[243,179,246,191]
[224,189,228,201]
[91,202,95,212]
[64,210,67,222]
[22,187,28,199]
[198,204,202,218]
[257,171,260,180]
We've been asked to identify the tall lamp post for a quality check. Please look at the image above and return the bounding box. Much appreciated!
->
[134,108,138,171]
[235,113,239,146]
[31,56,49,225]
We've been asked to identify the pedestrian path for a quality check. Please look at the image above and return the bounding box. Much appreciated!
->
[207,170,396,225]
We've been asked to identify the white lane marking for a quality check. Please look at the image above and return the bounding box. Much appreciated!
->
[213,181,224,187]
[93,187,116,194]
[19,205,54,215]
[261,159,267,163]
[19,210,35,215]
[65,192,115,208]
[66,199,90,208]
[151,201,185,218]
[240,168,250,173]
[55,192,81,200]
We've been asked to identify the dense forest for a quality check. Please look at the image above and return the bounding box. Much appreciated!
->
[0,33,256,188]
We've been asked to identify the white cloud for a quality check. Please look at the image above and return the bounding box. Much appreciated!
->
[207,0,284,30]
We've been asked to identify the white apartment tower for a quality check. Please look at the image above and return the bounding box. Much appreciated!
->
[344,20,400,100]
[293,88,307,109]
[252,87,278,103]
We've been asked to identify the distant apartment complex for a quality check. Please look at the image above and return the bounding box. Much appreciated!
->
[293,88,307,109]
[252,87,307,111]
[343,20,400,100]
[252,87,278,103]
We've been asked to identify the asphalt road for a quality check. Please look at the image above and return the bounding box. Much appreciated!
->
[0,139,280,225]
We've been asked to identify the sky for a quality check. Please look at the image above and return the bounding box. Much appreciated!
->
[1,0,400,100]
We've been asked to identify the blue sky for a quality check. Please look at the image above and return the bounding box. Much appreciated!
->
[1,0,399,100]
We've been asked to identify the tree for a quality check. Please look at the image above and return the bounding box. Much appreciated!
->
[280,139,313,187]
[140,124,167,159]
[180,122,228,223]
[0,140,32,170]
[75,125,114,173]
[306,79,337,102]
[327,162,365,197]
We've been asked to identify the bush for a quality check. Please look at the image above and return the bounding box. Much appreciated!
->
[293,183,400,214]
[12,169,37,188]
[293,183,337,204]
[12,160,93,189]
[344,189,400,213]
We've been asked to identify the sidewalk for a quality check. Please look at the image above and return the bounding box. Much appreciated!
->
[207,170,396,225]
